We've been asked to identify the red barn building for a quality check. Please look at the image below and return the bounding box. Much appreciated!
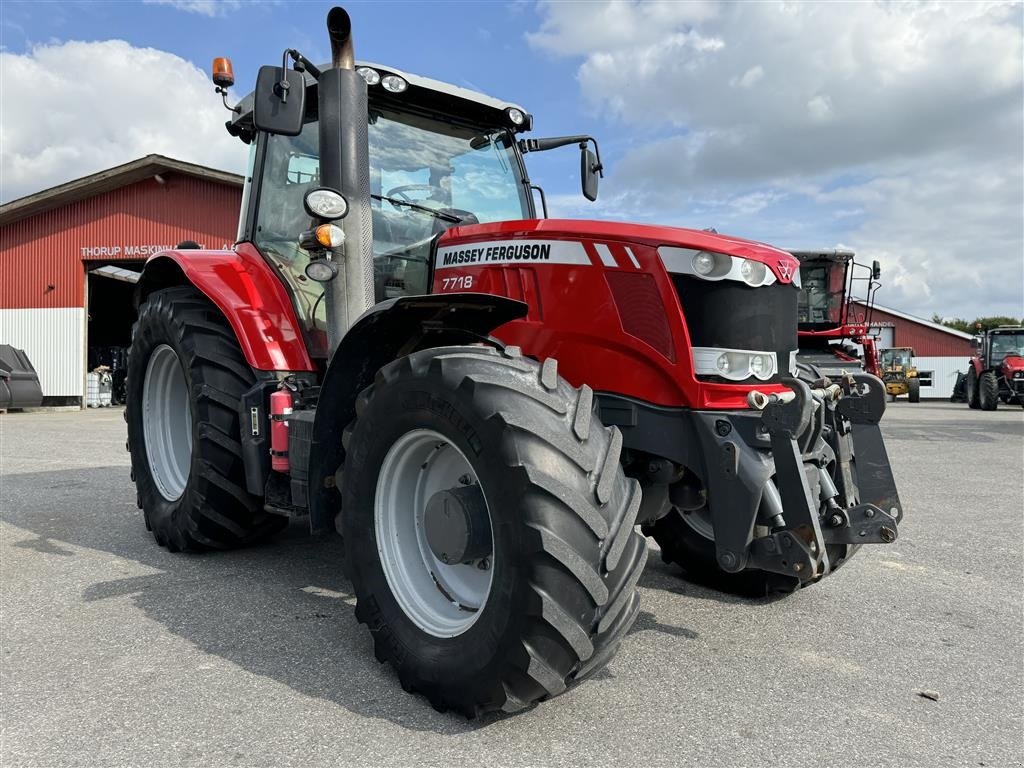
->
[855,300,976,399]
[0,155,242,404]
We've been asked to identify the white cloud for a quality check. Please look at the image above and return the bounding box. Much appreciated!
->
[143,0,242,17]
[527,0,719,56]
[0,40,245,202]
[528,1,1024,318]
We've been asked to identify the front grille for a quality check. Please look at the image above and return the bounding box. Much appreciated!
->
[671,275,798,384]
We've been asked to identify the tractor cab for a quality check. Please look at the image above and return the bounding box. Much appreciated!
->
[228,63,535,358]
[790,249,883,377]
[981,327,1024,367]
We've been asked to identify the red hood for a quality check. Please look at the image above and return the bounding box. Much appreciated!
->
[1001,355,1024,375]
[440,219,801,285]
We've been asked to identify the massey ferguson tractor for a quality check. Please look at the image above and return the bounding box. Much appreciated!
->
[964,326,1024,409]
[125,7,903,715]
[791,249,884,379]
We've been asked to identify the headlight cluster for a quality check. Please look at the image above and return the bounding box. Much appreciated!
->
[692,347,778,381]
[356,66,408,93]
[658,246,799,288]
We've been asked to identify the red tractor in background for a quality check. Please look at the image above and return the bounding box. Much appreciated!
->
[965,326,1024,410]
[125,8,903,716]
[790,249,883,379]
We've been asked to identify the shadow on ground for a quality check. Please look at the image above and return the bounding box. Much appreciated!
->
[2,467,711,733]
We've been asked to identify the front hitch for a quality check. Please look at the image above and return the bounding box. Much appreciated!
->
[745,375,900,583]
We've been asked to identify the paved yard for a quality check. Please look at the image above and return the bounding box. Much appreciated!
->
[1,401,1022,767]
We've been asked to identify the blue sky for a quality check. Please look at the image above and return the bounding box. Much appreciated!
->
[2,1,1022,319]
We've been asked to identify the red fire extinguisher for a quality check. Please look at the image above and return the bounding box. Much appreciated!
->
[269,389,293,473]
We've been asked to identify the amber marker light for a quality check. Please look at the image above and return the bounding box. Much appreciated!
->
[315,224,345,248]
[212,57,235,88]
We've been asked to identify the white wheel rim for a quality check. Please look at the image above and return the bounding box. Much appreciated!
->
[142,344,193,501]
[374,429,494,638]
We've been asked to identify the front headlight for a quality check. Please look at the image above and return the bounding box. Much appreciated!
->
[693,347,777,381]
[659,247,778,287]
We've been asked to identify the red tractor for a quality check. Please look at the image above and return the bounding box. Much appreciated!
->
[965,326,1024,410]
[126,8,903,716]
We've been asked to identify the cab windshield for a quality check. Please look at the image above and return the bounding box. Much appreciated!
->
[252,107,531,357]
[882,348,912,368]
[798,259,848,328]
[990,332,1024,361]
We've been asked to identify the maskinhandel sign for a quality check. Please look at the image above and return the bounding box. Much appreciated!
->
[79,243,233,258]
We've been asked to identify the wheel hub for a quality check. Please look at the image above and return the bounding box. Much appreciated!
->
[424,485,492,565]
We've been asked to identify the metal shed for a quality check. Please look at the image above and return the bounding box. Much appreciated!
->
[0,155,242,405]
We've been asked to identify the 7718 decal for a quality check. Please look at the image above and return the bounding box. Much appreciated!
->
[440,275,475,291]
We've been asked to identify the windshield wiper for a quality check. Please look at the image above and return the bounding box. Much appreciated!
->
[372,194,463,223]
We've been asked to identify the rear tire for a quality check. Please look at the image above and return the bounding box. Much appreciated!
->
[908,378,921,403]
[341,345,647,716]
[979,371,999,411]
[126,286,286,552]
[966,368,980,409]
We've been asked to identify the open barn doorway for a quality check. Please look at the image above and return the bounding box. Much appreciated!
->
[85,261,144,405]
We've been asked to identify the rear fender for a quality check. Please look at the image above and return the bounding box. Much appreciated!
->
[136,243,314,372]
[306,293,528,533]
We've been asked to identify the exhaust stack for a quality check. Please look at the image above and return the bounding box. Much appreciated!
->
[327,6,355,70]
[319,6,374,356]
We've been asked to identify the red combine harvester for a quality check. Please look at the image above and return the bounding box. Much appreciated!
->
[790,249,884,378]
[125,8,903,715]
[965,326,1024,410]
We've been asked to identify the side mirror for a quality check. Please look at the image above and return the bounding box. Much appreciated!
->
[872,260,881,280]
[253,65,306,137]
[581,147,600,202]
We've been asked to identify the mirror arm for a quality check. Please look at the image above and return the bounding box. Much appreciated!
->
[288,49,322,80]
[274,48,322,103]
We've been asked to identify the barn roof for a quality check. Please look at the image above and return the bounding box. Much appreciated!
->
[0,155,243,227]
[854,300,975,340]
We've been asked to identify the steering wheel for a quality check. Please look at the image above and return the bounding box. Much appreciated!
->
[385,184,446,203]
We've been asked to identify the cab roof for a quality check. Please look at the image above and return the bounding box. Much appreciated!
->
[229,60,529,141]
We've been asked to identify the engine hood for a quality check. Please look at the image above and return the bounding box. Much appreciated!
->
[439,219,801,285]
[1001,355,1024,375]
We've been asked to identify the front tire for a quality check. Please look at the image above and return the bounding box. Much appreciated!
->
[966,368,980,409]
[126,286,286,551]
[341,345,647,716]
[979,371,999,411]
[908,378,921,403]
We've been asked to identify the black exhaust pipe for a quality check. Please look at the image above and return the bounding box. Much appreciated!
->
[319,6,373,356]
[327,6,355,70]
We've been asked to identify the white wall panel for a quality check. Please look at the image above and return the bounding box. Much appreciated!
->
[0,308,84,397]
[914,356,970,399]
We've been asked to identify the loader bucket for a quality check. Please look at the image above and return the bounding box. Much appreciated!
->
[0,345,44,410]
[851,422,903,522]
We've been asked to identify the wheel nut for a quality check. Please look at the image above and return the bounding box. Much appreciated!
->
[477,557,490,571]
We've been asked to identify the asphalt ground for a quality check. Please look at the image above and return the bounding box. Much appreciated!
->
[1,401,1022,767]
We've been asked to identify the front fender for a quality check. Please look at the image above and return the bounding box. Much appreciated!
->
[307,293,527,532]
[137,242,314,372]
